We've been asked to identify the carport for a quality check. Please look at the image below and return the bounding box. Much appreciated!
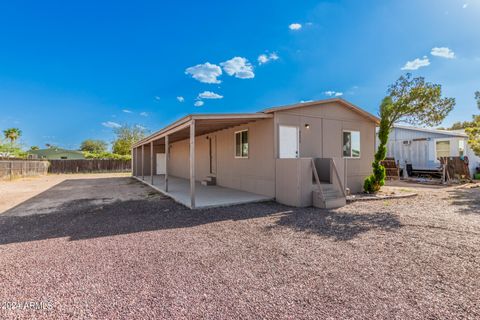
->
[131,114,273,209]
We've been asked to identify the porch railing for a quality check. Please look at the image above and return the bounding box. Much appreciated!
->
[330,158,346,198]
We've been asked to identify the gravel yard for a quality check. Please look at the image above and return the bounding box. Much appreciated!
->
[1,176,479,319]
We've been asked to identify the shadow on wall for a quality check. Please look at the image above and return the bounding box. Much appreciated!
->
[447,188,480,215]
[0,177,402,245]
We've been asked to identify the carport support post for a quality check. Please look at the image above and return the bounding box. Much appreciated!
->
[141,144,144,180]
[135,147,138,177]
[165,135,169,192]
[190,120,196,208]
[150,141,154,185]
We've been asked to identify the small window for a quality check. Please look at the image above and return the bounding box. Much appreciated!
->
[343,131,360,158]
[458,140,465,157]
[235,130,248,158]
[436,140,450,159]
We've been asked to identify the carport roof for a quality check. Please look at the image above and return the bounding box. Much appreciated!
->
[133,113,273,147]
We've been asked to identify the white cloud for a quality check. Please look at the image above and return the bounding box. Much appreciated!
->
[258,52,279,65]
[140,112,148,117]
[463,3,468,8]
[401,57,430,70]
[102,121,121,129]
[258,54,269,65]
[122,109,132,113]
[136,125,147,130]
[220,57,255,79]
[198,91,223,99]
[289,23,302,30]
[154,96,161,101]
[324,91,343,97]
[194,100,204,107]
[185,62,222,83]
[431,47,455,59]
[177,96,185,102]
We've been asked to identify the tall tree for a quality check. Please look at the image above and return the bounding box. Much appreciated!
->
[112,125,147,155]
[80,139,108,153]
[3,128,22,144]
[465,91,480,157]
[364,74,455,193]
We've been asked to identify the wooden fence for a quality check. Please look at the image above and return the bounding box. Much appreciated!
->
[48,159,131,174]
[0,160,50,180]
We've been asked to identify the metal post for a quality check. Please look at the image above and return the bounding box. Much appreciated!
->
[131,147,134,176]
[190,120,196,208]
[150,141,154,185]
[165,135,169,192]
[135,147,138,177]
[141,144,144,180]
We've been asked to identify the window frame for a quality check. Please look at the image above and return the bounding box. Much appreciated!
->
[342,130,361,159]
[435,139,451,160]
[458,139,465,157]
[234,129,249,159]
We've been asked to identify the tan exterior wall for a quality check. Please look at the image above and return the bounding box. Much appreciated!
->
[274,101,376,193]
[168,118,276,197]
[275,158,313,207]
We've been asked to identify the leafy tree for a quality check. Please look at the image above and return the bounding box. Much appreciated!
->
[465,91,480,157]
[112,125,147,155]
[80,139,108,153]
[364,74,455,193]
[386,73,455,126]
[3,128,22,144]
[29,146,40,150]
[82,151,131,160]
[439,120,475,130]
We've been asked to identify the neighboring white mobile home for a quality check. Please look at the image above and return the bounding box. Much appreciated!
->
[385,125,479,176]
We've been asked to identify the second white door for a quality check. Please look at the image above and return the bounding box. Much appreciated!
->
[156,153,166,174]
[279,125,299,158]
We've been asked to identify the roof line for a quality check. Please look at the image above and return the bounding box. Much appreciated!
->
[393,124,468,137]
[261,98,380,124]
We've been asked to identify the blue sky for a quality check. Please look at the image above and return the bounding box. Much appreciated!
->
[0,0,479,150]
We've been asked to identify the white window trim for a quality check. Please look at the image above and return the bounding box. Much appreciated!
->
[342,130,361,159]
[434,139,451,161]
[234,129,249,159]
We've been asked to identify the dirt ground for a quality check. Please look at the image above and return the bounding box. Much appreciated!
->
[0,175,479,319]
[0,173,149,216]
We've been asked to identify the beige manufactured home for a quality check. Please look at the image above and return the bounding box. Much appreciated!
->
[132,98,379,209]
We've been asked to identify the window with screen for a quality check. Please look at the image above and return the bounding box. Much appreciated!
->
[235,130,248,158]
[436,140,450,159]
[343,131,360,158]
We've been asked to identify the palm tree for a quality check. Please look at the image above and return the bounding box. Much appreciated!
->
[3,128,22,144]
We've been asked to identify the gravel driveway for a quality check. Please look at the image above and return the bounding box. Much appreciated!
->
[0,177,479,319]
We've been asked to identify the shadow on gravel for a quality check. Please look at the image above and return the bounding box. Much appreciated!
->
[0,195,286,245]
[270,208,401,241]
[0,194,402,245]
[447,188,480,215]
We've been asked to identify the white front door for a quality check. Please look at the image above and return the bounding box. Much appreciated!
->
[156,153,166,175]
[279,125,299,158]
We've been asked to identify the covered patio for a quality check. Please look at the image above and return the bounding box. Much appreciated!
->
[133,175,272,208]
[131,113,274,209]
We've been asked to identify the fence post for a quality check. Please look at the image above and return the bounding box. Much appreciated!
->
[9,161,13,180]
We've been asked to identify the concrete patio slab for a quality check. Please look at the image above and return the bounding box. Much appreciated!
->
[134,175,273,209]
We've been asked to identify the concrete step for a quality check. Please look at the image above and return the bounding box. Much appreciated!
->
[312,188,346,209]
[201,180,216,186]
[313,195,346,209]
